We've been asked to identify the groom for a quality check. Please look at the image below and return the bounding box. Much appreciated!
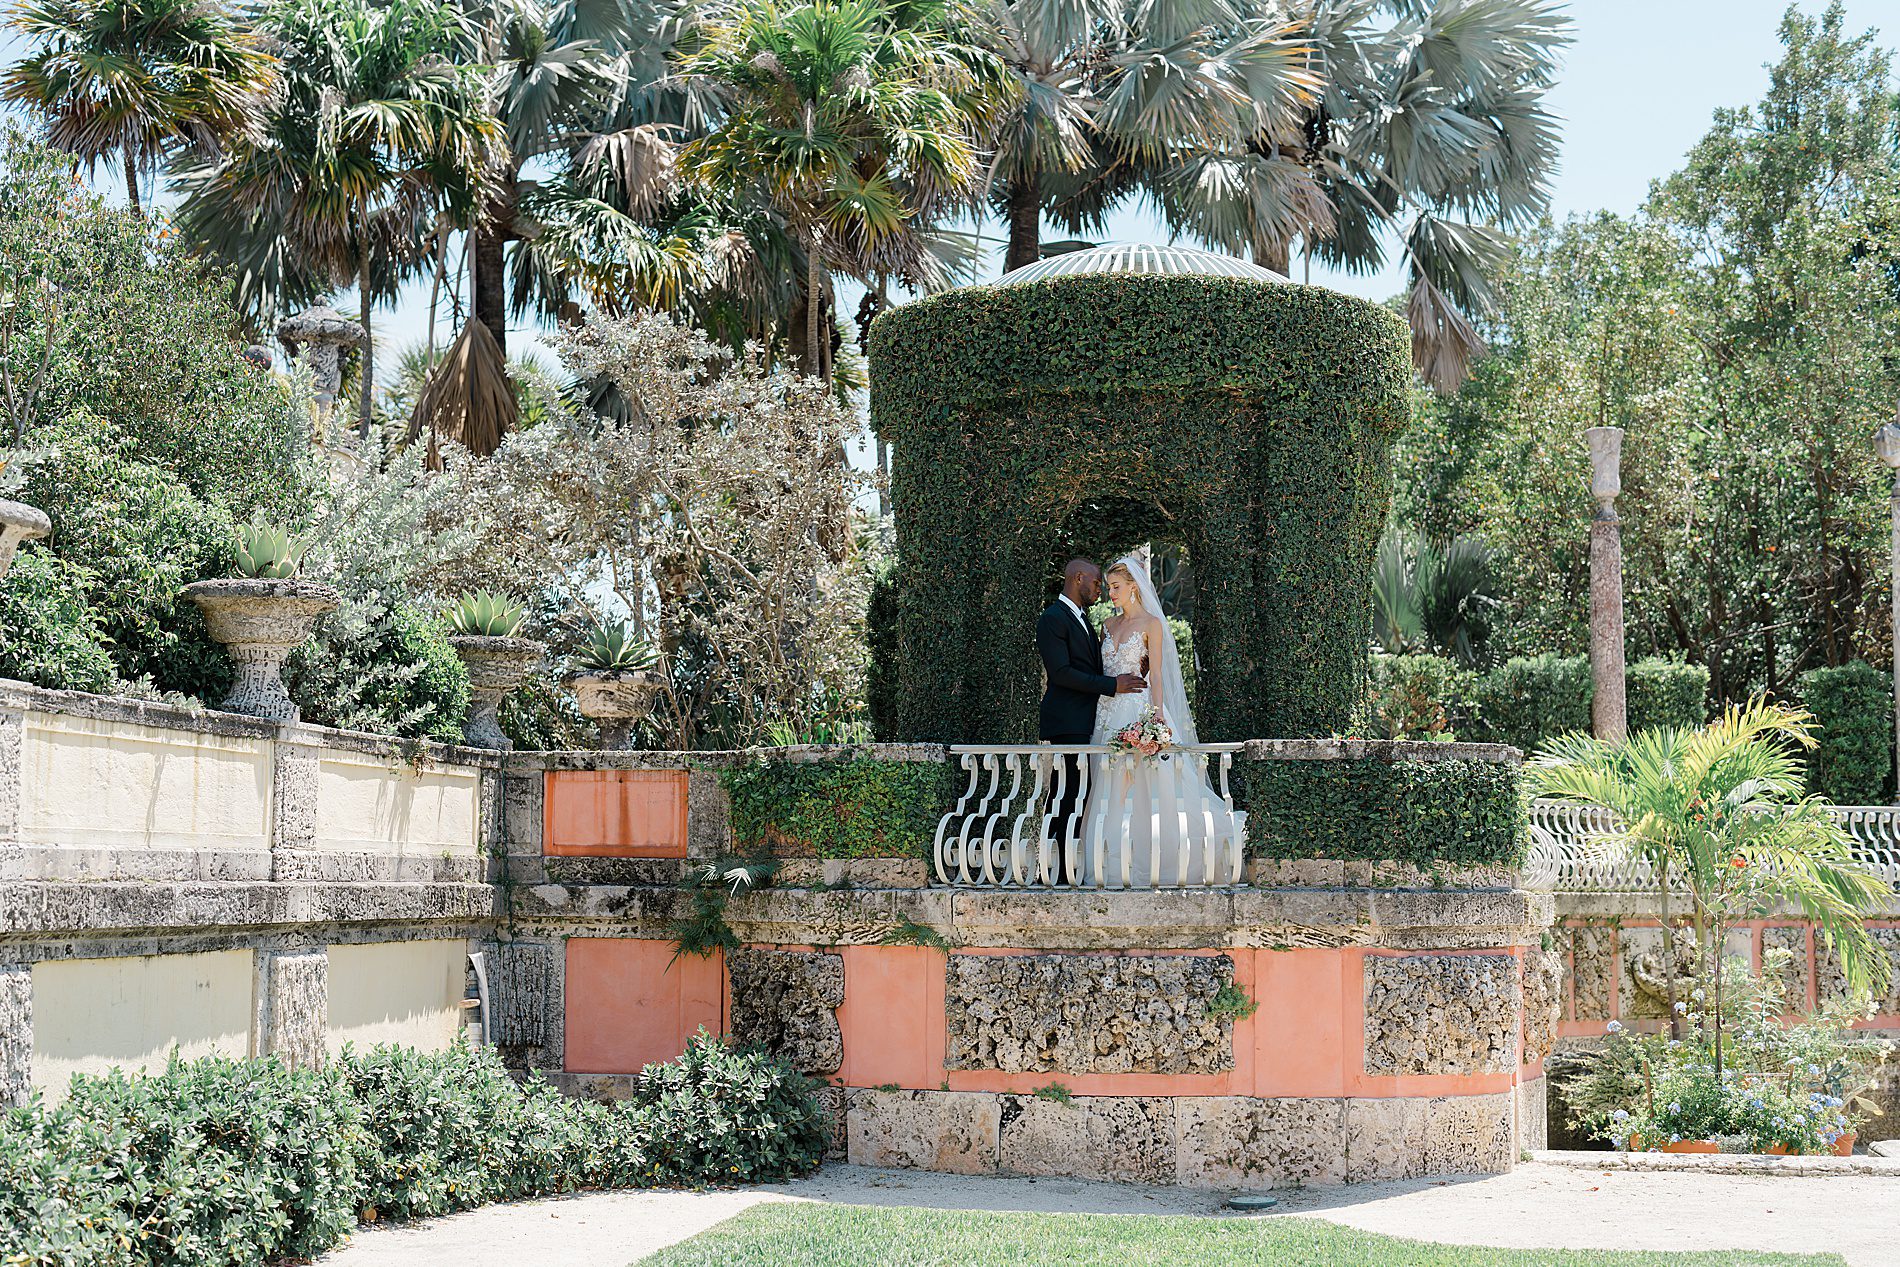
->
[1036,558,1146,882]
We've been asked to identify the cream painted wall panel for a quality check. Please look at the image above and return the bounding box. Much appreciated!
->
[315,752,479,856]
[328,940,466,1051]
[31,951,254,1102]
[20,713,272,852]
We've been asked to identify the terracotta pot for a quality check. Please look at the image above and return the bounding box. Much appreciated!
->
[1760,1134,1852,1157]
[563,668,665,749]
[183,578,340,723]
[1629,1134,1720,1154]
[448,634,544,749]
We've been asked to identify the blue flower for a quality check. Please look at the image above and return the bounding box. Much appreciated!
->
[1605,1020,1624,1034]
[1612,1109,1630,1122]
[1668,1102,1681,1114]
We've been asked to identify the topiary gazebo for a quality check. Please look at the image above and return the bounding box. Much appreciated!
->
[867,244,1412,744]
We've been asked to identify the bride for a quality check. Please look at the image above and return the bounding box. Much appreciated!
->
[1080,555,1244,886]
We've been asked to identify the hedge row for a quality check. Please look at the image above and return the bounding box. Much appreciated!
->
[1241,756,1526,867]
[869,272,1412,744]
[0,1036,825,1267]
[722,757,957,858]
[1365,652,1711,752]
[1797,662,1893,804]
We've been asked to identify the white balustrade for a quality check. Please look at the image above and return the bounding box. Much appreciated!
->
[1524,800,1900,892]
[933,744,1247,889]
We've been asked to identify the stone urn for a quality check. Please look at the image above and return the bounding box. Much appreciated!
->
[0,499,51,580]
[448,635,544,750]
[183,579,340,723]
[563,668,666,749]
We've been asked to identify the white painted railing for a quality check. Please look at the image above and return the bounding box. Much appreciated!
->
[934,744,1247,888]
[1524,800,1900,891]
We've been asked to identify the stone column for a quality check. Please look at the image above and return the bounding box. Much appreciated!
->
[269,724,323,880]
[1872,415,1900,791]
[0,963,29,1106]
[1584,427,1628,743]
[253,949,329,1069]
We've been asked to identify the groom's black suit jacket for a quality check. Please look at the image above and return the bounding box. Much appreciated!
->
[1037,600,1115,739]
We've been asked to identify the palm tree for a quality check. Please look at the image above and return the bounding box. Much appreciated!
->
[1156,0,1571,388]
[177,0,503,435]
[972,0,1316,272]
[3,0,277,216]
[1529,701,1892,1066]
[680,0,991,377]
[460,0,700,355]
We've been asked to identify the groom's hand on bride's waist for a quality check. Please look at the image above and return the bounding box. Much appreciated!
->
[1114,674,1147,695]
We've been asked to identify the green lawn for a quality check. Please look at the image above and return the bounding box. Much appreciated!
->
[634,1203,1841,1267]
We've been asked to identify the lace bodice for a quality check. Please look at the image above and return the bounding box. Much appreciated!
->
[1101,626,1146,675]
[1091,625,1151,742]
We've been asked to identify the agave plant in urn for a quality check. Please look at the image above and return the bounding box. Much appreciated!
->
[563,621,665,749]
[183,525,339,723]
[446,592,543,749]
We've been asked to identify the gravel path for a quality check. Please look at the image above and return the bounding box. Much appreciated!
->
[313,1162,1900,1267]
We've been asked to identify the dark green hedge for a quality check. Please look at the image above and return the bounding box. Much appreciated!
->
[1242,757,1526,867]
[1798,661,1892,804]
[868,273,1410,743]
[722,756,956,858]
[1467,653,1592,751]
[1627,656,1710,733]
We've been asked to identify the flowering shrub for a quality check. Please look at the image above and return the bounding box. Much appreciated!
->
[1563,952,1892,1153]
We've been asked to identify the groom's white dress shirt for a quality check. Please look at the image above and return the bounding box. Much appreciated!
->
[1057,594,1092,641]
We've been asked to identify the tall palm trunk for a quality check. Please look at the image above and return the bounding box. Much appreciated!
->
[1254,238,1292,276]
[1005,176,1040,272]
[357,258,374,440]
[123,151,142,218]
[473,219,508,358]
[804,227,824,380]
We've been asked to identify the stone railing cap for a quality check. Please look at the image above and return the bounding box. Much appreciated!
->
[1241,737,1523,765]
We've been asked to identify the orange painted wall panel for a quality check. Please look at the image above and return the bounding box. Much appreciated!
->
[545,770,688,857]
[564,938,724,1073]
[838,945,946,1089]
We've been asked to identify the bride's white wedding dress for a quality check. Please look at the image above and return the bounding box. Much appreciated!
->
[1077,562,1245,886]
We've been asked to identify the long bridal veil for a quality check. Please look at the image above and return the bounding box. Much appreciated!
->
[1113,554,1197,745]
[1077,554,1245,886]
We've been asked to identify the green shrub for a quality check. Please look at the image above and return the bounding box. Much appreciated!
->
[19,410,238,700]
[0,551,116,692]
[870,272,1410,743]
[1469,653,1592,751]
[636,1030,829,1184]
[1798,661,1892,804]
[1627,657,1710,733]
[1242,756,1526,867]
[722,756,956,858]
[1362,652,1474,740]
[288,607,469,742]
[0,1038,825,1267]
[52,1054,368,1266]
[0,1097,137,1267]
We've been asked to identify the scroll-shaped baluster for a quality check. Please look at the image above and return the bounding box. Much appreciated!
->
[975,752,1026,885]
[1086,750,1113,889]
[1115,754,1137,889]
[1064,748,1090,888]
[960,755,1003,885]
[1175,754,1199,887]
[1010,752,1052,885]
[1217,750,1243,884]
[934,753,983,885]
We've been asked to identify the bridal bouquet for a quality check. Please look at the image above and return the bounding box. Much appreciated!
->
[1110,708,1173,759]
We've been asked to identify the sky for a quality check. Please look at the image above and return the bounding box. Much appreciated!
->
[0,1,1883,369]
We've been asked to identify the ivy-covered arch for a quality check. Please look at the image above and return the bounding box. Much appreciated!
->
[866,271,1411,744]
